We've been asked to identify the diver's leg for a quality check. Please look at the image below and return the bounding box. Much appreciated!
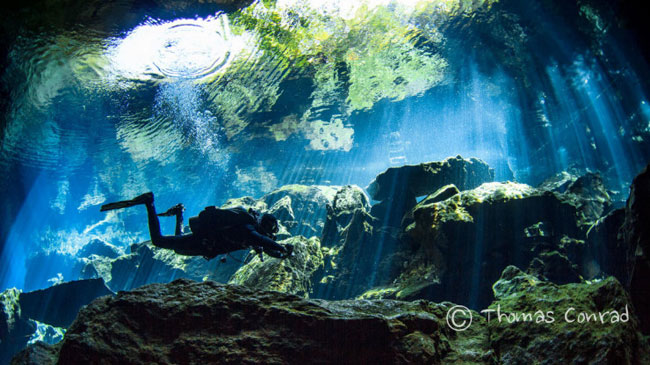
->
[157,204,185,236]
[174,211,184,236]
[144,200,210,256]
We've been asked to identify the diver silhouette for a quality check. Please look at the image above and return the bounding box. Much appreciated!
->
[100,192,293,261]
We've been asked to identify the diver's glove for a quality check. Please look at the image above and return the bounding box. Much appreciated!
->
[253,246,264,262]
[281,244,294,259]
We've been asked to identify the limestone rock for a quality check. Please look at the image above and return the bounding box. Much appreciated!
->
[526,251,581,285]
[625,164,650,334]
[488,266,648,364]
[222,185,338,239]
[367,156,494,201]
[395,182,583,309]
[76,238,123,259]
[367,156,493,228]
[491,265,542,300]
[10,341,58,365]
[314,211,405,300]
[228,236,323,297]
[321,185,372,249]
[18,279,113,328]
[81,242,227,292]
[13,279,494,364]
[1,288,35,365]
[261,184,339,238]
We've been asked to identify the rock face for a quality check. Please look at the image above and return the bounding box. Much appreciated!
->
[367,156,493,227]
[18,279,113,328]
[229,236,324,297]
[379,182,585,309]
[223,184,339,239]
[80,242,226,292]
[13,275,649,364]
[14,279,494,364]
[314,185,404,300]
[624,164,650,334]
[488,266,647,364]
[1,289,35,365]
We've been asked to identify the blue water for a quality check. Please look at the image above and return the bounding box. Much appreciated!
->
[0,0,649,294]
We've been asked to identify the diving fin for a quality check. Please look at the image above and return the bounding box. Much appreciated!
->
[100,192,153,212]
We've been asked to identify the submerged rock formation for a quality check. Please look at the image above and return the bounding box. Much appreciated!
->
[367,156,494,227]
[624,164,650,334]
[80,242,225,292]
[18,279,113,328]
[488,266,647,364]
[313,185,405,300]
[373,181,586,309]
[1,289,35,365]
[13,279,494,364]
[229,236,323,297]
[13,275,649,364]
[223,184,339,239]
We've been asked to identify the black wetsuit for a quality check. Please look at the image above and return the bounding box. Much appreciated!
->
[144,201,287,259]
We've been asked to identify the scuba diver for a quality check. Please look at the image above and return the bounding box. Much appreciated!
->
[100,192,293,261]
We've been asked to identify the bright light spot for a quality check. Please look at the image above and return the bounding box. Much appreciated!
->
[106,15,235,81]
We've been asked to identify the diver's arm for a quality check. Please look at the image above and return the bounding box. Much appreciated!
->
[243,224,286,253]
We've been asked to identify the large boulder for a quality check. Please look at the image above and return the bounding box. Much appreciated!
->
[488,266,648,363]
[222,184,339,239]
[12,276,649,364]
[228,236,324,297]
[1,288,35,365]
[367,156,494,201]
[374,182,585,309]
[18,279,113,328]
[12,279,494,364]
[624,164,650,334]
[320,185,372,249]
[76,238,123,260]
[367,156,493,227]
[81,242,227,292]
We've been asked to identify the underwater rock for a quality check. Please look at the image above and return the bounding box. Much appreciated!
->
[526,251,581,285]
[228,236,323,297]
[261,184,339,238]
[391,182,584,309]
[222,184,339,239]
[1,288,36,365]
[401,184,460,229]
[18,279,113,328]
[540,171,614,228]
[320,185,372,249]
[314,185,404,300]
[81,242,225,292]
[565,172,613,227]
[488,266,649,364]
[314,210,404,300]
[368,156,493,227]
[584,208,631,283]
[10,342,58,365]
[13,279,493,364]
[368,156,494,201]
[624,164,650,334]
[76,238,122,259]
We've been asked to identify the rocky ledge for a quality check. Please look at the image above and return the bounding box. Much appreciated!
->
[12,273,650,364]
